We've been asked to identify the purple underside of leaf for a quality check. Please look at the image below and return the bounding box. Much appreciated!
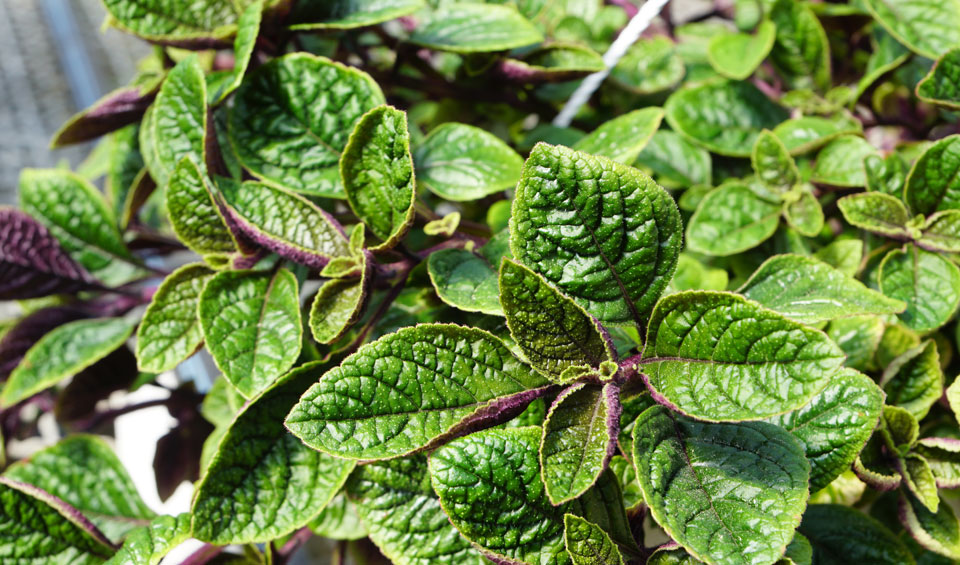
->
[0,306,89,379]
[603,382,622,467]
[0,209,100,300]
[52,87,156,147]
[220,203,341,270]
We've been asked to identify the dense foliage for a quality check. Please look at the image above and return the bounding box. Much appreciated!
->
[7,0,960,563]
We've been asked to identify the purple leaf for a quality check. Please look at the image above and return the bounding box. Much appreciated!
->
[0,306,89,380]
[54,347,138,425]
[51,85,159,147]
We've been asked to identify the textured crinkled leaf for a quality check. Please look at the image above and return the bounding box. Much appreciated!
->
[879,245,960,332]
[101,0,248,44]
[290,0,424,29]
[0,209,99,300]
[863,0,960,59]
[192,367,354,544]
[826,315,884,371]
[228,53,384,196]
[104,513,190,565]
[664,79,789,157]
[753,130,799,192]
[769,0,831,90]
[772,115,862,155]
[645,545,700,565]
[165,158,236,260]
[564,515,623,565]
[900,492,960,560]
[918,210,960,252]
[800,504,914,565]
[219,179,349,268]
[882,341,943,420]
[739,254,904,324]
[631,406,810,565]
[905,135,960,215]
[880,405,919,452]
[213,2,261,103]
[0,477,115,564]
[540,383,619,505]
[767,368,883,491]
[198,268,302,398]
[341,105,415,250]
[611,37,685,95]
[837,192,911,238]
[510,143,682,324]
[784,190,824,236]
[914,438,960,488]
[634,130,711,189]
[310,258,370,344]
[865,153,908,197]
[414,123,523,201]
[641,291,846,421]
[428,248,503,316]
[286,324,550,460]
[409,3,542,53]
[19,169,144,286]
[499,259,613,381]
[4,435,154,541]
[572,108,664,165]
[686,182,781,256]
[903,455,941,513]
[2,317,134,408]
[811,135,878,187]
[918,48,960,109]
[707,20,776,80]
[136,263,213,373]
[143,56,206,187]
[308,493,367,541]
[346,455,484,565]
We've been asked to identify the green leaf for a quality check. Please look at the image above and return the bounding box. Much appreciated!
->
[905,135,960,215]
[753,130,800,192]
[218,179,350,268]
[341,105,415,250]
[766,368,884,491]
[664,79,789,157]
[865,153,908,197]
[882,341,943,420]
[919,210,960,252]
[499,258,614,381]
[917,47,960,109]
[19,168,144,286]
[900,492,960,560]
[880,405,919,453]
[165,158,237,260]
[290,0,424,30]
[409,3,542,53]
[192,366,354,544]
[506,43,606,82]
[863,0,960,59]
[104,513,191,565]
[427,248,503,316]
[228,53,385,197]
[855,27,911,103]
[914,438,960,488]
[686,182,781,256]
[2,317,134,408]
[308,493,367,541]
[837,192,911,238]
[707,20,776,80]
[198,268,302,398]
[3,435,154,541]
[784,190,825,236]
[309,258,370,344]
[564,515,624,565]
[738,254,905,324]
[668,254,729,294]
[346,455,485,565]
[540,383,618,505]
[611,36,685,95]
[814,239,863,277]
[510,143,682,324]
[143,55,206,187]
[769,0,831,91]
[641,291,845,421]
[799,504,915,565]
[572,108,664,164]
[772,114,862,155]
[903,454,940,514]
[102,0,250,44]
[632,405,809,565]
[414,123,523,201]
[214,1,261,103]
[811,135,878,187]
[826,315,884,371]
[0,477,116,564]
[878,244,960,332]
[634,130,712,189]
[286,324,551,460]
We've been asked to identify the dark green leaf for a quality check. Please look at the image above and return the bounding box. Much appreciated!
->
[769,0,831,90]
[882,341,943,420]
[611,37,685,95]
[904,135,960,215]
[634,130,712,189]
[900,492,960,560]
[878,245,960,332]
[799,504,915,565]
[563,514,624,565]
[290,0,424,30]
[826,315,884,371]
[865,153,908,197]
[686,182,781,256]
[918,47,960,109]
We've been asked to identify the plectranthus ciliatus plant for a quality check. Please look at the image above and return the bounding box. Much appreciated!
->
[8,0,960,564]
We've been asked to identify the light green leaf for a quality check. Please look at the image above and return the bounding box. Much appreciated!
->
[917,47,960,109]
[882,341,943,421]
[572,108,664,164]
[772,114,862,155]
[198,268,302,398]
[228,53,385,197]
[837,192,911,238]
[753,130,799,192]
[664,79,789,157]
[739,254,905,324]
[814,239,863,277]
[105,513,191,565]
[919,210,960,252]
[409,3,542,53]
[3,435,154,541]
[634,130,712,189]
[855,27,911,103]
[564,515,624,565]
[686,182,781,256]
[165,158,237,260]
[769,0,831,90]
[914,438,960,489]
[346,455,485,565]
[308,493,367,541]
[102,0,250,44]
[784,190,825,236]
[632,405,809,565]
[863,0,960,59]
[499,258,614,381]
[904,454,941,513]
[143,56,206,187]
[290,0,424,30]
[611,36,685,95]
[414,123,523,201]
[905,135,960,215]
[192,367,354,544]
[826,315,884,371]
[767,368,884,491]
[900,492,960,560]
[286,324,551,460]
[2,317,134,408]
[341,105,415,250]
[641,291,845,421]
[214,1,261,103]
[667,254,729,294]
[811,135,878,187]
[507,43,606,82]
[309,260,369,344]
[707,20,776,80]
[510,143,682,324]
[427,248,503,316]
[799,504,915,565]
[878,244,960,332]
